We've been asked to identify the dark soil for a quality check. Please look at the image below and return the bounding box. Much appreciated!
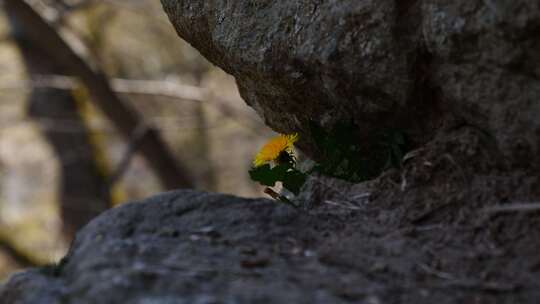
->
[306,127,540,303]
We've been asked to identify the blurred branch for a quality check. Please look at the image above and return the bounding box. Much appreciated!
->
[99,0,171,23]
[0,75,267,132]
[0,237,41,268]
[112,78,266,131]
[0,34,11,43]
[107,123,149,186]
[7,2,113,238]
[4,0,194,190]
[44,0,172,25]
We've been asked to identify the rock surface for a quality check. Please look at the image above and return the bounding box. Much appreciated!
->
[2,129,540,303]
[161,0,540,166]
[2,2,540,303]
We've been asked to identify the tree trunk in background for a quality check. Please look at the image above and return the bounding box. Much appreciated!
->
[6,10,111,239]
[4,0,195,191]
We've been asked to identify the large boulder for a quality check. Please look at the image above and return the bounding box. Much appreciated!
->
[161,0,540,166]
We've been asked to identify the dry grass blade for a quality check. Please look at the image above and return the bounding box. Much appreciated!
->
[483,202,540,214]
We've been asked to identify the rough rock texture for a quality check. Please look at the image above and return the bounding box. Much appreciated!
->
[161,0,540,166]
[2,2,539,303]
[2,128,540,303]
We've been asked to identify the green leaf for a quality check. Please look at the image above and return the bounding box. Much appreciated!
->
[282,170,307,195]
[276,151,296,168]
[302,121,409,185]
[393,132,405,145]
[249,163,301,189]
[309,120,330,153]
[271,163,290,180]
[249,164,279,187]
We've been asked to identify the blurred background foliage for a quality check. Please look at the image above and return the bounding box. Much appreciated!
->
[0,0,273,280]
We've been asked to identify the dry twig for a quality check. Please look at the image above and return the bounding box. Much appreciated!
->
[483,202,540,214]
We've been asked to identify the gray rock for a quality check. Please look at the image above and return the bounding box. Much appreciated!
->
[161,0,540,166]
[0,190,349,304]
[2,173,540,304]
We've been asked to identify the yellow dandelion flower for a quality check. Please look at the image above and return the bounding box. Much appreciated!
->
[253,133,299,167]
